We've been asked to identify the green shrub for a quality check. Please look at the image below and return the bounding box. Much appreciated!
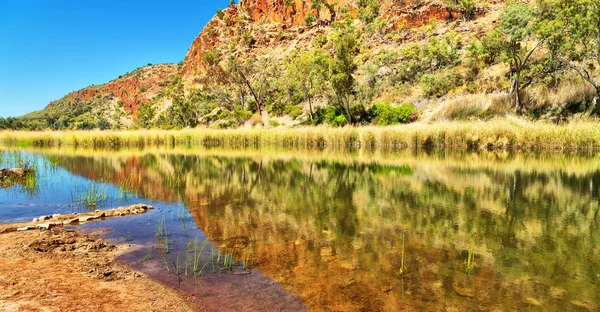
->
[284,105,303,119]
[331,115,348,127]
[304,13,316,26]
[421,74,448,98]
[312,106,346,126]
[369,103,416,125]
[97,118,111,130]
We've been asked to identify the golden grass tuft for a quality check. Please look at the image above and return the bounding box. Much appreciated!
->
[428,93,512,121]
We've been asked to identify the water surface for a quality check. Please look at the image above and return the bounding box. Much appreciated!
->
[0,147,598,311]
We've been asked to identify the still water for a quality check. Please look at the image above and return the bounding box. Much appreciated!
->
[0,147,598,311]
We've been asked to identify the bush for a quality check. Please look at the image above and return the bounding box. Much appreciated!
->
[76,121,95,130]
[312,106,347,126]
[420,72,462,98]
[369,103,417,125]
[97,118,111,130]
[284,105,303,119]
[331,115,348,127]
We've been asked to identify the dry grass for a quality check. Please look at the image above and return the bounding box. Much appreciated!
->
[428,93,512,121]
[533,82,596,112]
[3,119,600,150]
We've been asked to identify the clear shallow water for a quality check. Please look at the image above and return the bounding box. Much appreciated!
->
[0,147,599,311]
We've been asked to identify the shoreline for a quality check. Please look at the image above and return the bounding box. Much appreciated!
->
[3,119,600,150]
[0,218,197,311]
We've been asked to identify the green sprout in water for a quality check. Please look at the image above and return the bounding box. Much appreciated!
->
[464,239,477,274]
[397,232,406,278]
[77,183,107,208]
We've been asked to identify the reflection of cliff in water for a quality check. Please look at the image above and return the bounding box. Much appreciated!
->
[47,149,600,311]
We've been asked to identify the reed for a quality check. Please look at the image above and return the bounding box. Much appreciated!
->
[76,183,107,208]
[3,119,600,150]
[397,232,406,278]
[464,239,477,274]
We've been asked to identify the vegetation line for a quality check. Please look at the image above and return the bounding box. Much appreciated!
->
[3,120,600,150]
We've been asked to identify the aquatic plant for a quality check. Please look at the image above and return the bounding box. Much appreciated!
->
[155,216,166,238]
[162,256,170,272]
[142,251,153,262]
[397,232,406,278]
[76,183,107,208]
[464,239,477,274]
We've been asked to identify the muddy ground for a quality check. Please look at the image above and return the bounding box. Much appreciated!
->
[0,223,197,311]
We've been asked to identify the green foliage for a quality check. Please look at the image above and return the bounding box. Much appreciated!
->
[369,103,416,125]
[357,0,380,24]
[216,8,225,19]
[76,120,95,130]
[443,0,478,21]
[312,106,346,126]
[304,13,316,26]
[331,114,348,127]
[203,49,222,66]
[467,31,505,65]
[330,20,359,124]
[136,103,156,128]
[284,48,330,119]
[421,73,453,98]
[401,32,461,77]
[97,118,111,130]
[541,0,600,110]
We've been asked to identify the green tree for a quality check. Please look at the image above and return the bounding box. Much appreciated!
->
[499,3,546,112]
[136,102,156,128]
[329,20,359,124]
[166,80,198,128]
[357,0,380,24]
[284,48,330,120]
[550,0,600,113]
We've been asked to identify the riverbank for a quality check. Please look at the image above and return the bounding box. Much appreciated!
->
[3,119,600,150]
[0,205,197,312]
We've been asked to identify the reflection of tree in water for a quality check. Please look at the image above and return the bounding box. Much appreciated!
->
[48,151,600,311]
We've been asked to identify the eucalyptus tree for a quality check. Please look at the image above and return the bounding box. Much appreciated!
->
[284,48,330,120]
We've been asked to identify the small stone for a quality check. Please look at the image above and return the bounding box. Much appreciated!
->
[17,226,35,231]
[51,214,61,218]
[78,216,96,223]
[38,215,50,221]
[32,218,38,222]
[36,223,54,230]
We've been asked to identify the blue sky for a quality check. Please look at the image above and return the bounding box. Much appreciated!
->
[0,0,233,117]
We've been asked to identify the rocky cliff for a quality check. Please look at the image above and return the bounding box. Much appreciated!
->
[47,64,177,116]
[180,0,478,77]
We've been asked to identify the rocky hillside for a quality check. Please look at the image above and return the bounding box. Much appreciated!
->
[181,0,480,77]
[20,64,178,129]
[10,0,598,130]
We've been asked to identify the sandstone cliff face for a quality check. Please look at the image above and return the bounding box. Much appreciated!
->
[47,64,177,116]
[180,0,475,78]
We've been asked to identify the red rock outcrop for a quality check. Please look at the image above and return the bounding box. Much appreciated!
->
[180,0,481,77]
[47,64,177,116]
